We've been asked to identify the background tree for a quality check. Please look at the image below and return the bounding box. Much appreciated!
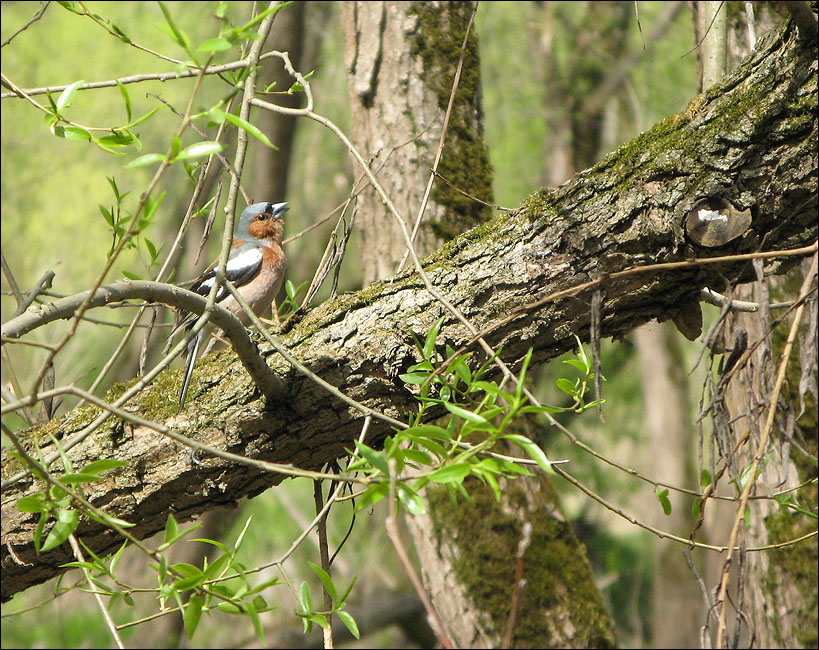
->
[341,2,613,647]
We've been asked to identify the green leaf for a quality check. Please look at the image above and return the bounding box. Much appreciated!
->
[429,463,471,484]
[402,448,433,467]
[171,562,203,578]
[56,79,85,112]
[109,21,131,43]
[354,441,389,475]
[41,508,79,552]
[145,238,158,262]
[123,105,161,129]
[309,562,338,603]
[52,125,91,141]
[86,510,135,529]
[196,37,235,53]
[470,380,509,399]
[164,513,179,546]
[700,469,712,490]
[405,434,447,458]
[354,483,388,511]
[443,402,488,425]
[56,2,83,14]
[504,434,555,475]
[233,515,253,553]
[157,2,191,51]
[34,511,47,552]
[573,334,591,373]
[125,153,166,168]
[116,81,132,122]
[175,141,225,160]
[110,541,128,573]
[397,484,426,514]
[202,553,230,580]
[173,569,205,591]
[297,580,313,615]
[215,601,242,613]
[222,110,277,148]
[183,594,204,639]
[337,610,360,639]
[57,472,101,484]
[81,459,128,475]
[452,358,472,385]
[555,377,578,396]
[655,487,672,515]
[97,131,136,146]
[17,495,47,513]
[236,2,285,32]
[399,372,429,385]
[423,317,445,361]
[247,597,265,643]
[310,613,329,629]
[515,348,533,401]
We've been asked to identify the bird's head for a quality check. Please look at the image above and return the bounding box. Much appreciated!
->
[238,201,288,243]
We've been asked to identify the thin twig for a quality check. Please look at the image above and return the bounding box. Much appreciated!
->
[1,1,50,48]
[68,534,125,649]
[313,480,334,649]
[386,459,455,649]
[502,521,532,648]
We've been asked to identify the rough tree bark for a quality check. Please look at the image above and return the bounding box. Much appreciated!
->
[687,5,819,647]
[342,2,614,647]
[340,0,493,282]
[2,17,816,611]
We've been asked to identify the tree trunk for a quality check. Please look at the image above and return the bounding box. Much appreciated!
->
[341,2,615,646]
[690,6,818,647]
[340,0,493,283]
[2,16,816,608]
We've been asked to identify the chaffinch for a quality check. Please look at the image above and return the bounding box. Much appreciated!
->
[178,201,288,411]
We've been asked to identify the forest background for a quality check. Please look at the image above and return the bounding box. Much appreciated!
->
[1,1,816,648]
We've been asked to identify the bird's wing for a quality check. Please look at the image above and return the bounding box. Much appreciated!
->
[191,244,263,303]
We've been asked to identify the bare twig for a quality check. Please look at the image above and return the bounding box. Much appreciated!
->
[14,270,55,317]
[313,480,334,649]
[1,1,50,48]
[502,521,533,648]
[68,534,125,649]
[386,459,455,649]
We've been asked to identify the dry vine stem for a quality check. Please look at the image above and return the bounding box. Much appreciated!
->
[713,251,818,647]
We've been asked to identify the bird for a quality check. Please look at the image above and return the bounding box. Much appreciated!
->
[177,201,288,411]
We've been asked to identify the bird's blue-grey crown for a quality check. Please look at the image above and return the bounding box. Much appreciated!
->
[237,201,289,236]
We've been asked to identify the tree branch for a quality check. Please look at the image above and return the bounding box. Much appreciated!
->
[1,17,816,601]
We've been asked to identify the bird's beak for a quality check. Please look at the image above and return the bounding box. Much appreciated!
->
[271,202,289,220]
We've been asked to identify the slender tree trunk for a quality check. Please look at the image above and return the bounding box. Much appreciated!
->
[634,323,701,648]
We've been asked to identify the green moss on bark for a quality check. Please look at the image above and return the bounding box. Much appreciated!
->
[408,2,494,239]
[426,478,616,648]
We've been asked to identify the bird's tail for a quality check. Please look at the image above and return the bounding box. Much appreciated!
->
[178,328,203,412]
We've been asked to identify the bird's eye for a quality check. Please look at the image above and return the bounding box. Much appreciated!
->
[257,213,270,221]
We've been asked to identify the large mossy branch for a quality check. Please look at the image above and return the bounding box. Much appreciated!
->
[1,19,816,601]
